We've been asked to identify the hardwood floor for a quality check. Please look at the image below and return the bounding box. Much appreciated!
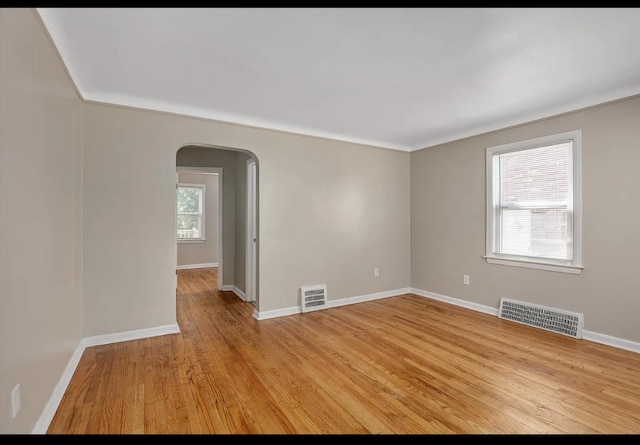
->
[47,267,640,434]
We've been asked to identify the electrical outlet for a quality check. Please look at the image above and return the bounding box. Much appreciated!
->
[11,383,20,418]
[463,275,470,285]
[374,267,379,277]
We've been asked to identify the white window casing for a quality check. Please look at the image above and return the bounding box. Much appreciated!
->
[485,130,583,274]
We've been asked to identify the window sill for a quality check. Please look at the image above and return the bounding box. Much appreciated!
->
[177,239,206,244]
[483,256,583,275]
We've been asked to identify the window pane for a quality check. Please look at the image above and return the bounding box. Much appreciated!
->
[177,214,201,239]
[495,141,573,261]
[177,185,204,240]
[177,187,201,214]
[499,142,571,208]
[500,208,571,260]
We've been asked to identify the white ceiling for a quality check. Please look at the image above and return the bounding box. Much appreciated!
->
[37,8,640,152]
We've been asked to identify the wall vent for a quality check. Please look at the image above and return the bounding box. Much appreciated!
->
[300,284,327,313]
[498,298,583,339]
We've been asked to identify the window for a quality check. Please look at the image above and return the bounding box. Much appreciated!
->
[485,130,583,274]
[177,183,205,242]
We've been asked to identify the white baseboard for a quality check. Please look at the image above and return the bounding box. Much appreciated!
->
[31,342,86,434]
[176,262,218,270]
[81,324,181,348]
[410,288,498,316]
[411,287,640,355]
[582,330,640,355]
[253,287,412,320]
[31,323,181,434]
[232,286,247,301]
[254,306,300,320]
[328,287,412,308]
[219,285,249,303]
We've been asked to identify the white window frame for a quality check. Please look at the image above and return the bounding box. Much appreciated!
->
[484,130,583,274]
[177,183,206,243]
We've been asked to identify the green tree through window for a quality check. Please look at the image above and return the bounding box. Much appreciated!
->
[177,184,204,240]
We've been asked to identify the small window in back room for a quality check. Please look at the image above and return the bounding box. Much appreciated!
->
[485,130,583,274]
[177,183,205,241]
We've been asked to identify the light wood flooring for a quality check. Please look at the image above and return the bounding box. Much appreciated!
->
[47,267,640,434]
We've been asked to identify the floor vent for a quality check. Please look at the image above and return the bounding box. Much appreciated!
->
[300,285,327,313]
[498,298,583,339]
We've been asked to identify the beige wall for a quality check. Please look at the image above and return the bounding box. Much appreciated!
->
[83,102,411,335]
[176,171,219,267]
[0,9,84,434]
[411,95,640,343]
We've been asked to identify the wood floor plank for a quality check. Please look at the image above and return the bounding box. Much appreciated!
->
[48,267,640,434]
[46,350,97,434]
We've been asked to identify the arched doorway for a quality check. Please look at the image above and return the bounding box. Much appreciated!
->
[175,144,259,312]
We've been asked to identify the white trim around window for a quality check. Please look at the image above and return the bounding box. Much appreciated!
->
[176,182,206,242]
[485,130,583,274]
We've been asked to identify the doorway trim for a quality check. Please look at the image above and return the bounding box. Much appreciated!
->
[245,158,257,303]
